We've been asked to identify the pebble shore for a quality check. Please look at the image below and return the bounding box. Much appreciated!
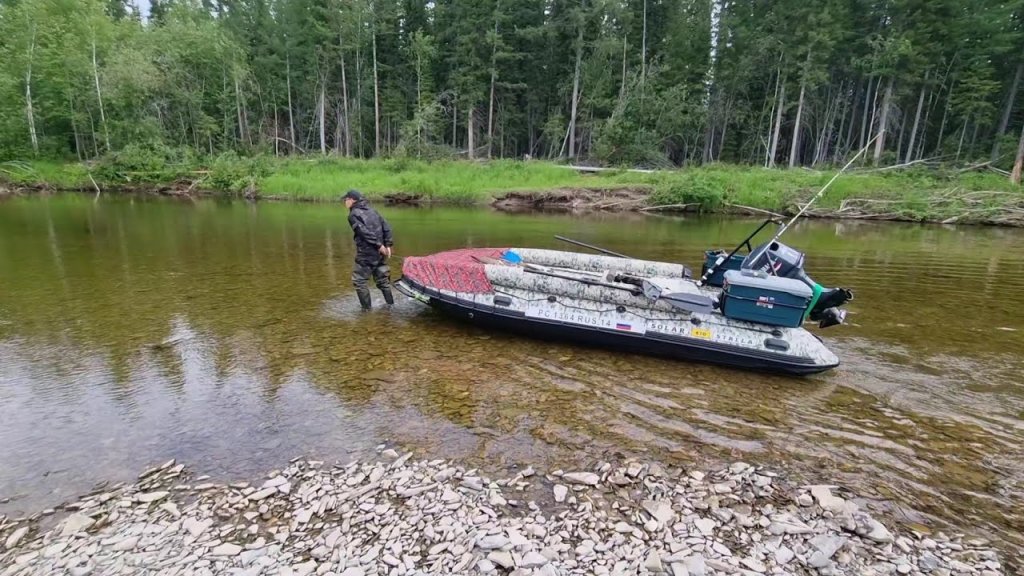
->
[0,450,1005,576]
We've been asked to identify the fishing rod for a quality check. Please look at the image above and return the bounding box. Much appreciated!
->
[554,235,631,258]
[697,131,883,286]
[770,130,884,244]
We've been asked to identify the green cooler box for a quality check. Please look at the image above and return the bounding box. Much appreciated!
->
[721,269,812,328]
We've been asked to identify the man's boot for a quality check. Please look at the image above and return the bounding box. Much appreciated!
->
[381,287,395,307]
[357,290,373,310]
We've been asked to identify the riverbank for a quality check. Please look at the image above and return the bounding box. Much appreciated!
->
[2,157,1023,226]
[0,452,1006,576]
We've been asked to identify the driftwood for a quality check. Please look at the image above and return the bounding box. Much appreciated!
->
[638,203,698,212]
[558,164,656,174]
[795,188,1024,226]
[725,203,783,218]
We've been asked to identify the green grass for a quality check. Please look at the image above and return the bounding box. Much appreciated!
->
[260,157,633,202]
[3,156,1020,224]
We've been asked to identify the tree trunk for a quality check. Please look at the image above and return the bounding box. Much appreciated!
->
[872,76,893,164]
[619,33,628,106]
[274,107,279,156]
[25,26,38,155]
[641,0,647,85]
[92,37,111,151]
[935,76,955,155]
[318,80,326,154]
[339,35,351,157]
[788,74,807,168]
[905,75,927,164]
[764,66,781,167]
[993,62,1023,162]
[768,81,785,168]
[956,119,968,161]
[355,11,363,156]
[487,8,499,159]
[234,75,247,146]
[372,27,381,157]
[287,55,296,153]
[467,106,475,159]
[568,23,584,159]
[1010,119,1024,184]
[859,76,874,150]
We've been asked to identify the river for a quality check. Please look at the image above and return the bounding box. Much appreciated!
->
[1,195,1022,555]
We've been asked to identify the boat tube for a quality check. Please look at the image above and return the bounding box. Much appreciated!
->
[395,242,850,376]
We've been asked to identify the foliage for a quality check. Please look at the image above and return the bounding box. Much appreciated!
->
[0,0,1023,177]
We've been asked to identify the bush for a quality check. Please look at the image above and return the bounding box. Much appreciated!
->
[94,142,197,183]
[206,151,270,193]
[649,173,726,210]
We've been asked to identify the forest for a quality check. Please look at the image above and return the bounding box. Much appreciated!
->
[1,0,1023,176]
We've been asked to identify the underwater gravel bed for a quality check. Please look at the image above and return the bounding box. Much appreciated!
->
[0,450,1005,576]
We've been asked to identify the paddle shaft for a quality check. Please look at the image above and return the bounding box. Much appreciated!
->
[554,235,631,259]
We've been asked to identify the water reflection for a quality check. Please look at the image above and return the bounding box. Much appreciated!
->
[0,195,1022,556]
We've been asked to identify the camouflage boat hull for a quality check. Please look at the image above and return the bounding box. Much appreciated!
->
[396,247,840,376]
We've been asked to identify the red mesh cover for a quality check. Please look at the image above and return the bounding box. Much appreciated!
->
[402,248,509,294]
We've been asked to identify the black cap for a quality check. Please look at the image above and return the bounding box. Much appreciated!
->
[343,189,363,201]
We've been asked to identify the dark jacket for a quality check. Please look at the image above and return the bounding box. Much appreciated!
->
[348,199,394,265]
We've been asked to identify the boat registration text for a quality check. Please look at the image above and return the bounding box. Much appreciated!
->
[524,302,647,334]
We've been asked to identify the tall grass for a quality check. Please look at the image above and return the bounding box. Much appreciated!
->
[260,157,630,201]
[4,156,1019,216]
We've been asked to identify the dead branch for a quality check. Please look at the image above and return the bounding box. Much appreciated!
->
[639,203,698,212]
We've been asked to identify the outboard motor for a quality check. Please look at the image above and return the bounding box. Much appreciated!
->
[742,240,853,329]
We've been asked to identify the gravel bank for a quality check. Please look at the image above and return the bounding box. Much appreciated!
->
[0,451,1005,576]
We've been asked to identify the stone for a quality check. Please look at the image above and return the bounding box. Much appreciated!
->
[858,516,894,543]
[263,476,288,489]
[919,552,941,572]
[740,557,766,573]
[808,551,832,569]
[645,519,660,532]
[614,521,634,534]
[643,500,675,525]
[159,502,181,518]
[488,551,515,570]
[810,535,846,560]
[897,564,912,575]
[521,551,549,568]
[250,488,278,501]
[4,526,28,549]
[136,491,169,503]
[478,535,511,550]
[184,517,212,538]
[767,514,813,535]
[211,543,243,556]
[338,568,364,576]
[684,554,707,576]
[562,472,599,486]
[553,485,569,503]
[693,518,716,536]
[477,559,496,572]
[59,513,96,536]
[381,449,399,459]
[809,486,848,514]
[111,536,140,552]
[642,549,663,573]
[774,546,794,565]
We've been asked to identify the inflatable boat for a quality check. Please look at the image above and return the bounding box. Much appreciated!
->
[394,224,853,375]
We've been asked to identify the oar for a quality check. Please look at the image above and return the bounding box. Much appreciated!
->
[554,235,631,258]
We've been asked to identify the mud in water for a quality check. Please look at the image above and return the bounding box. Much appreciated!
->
[0,195,1022,555]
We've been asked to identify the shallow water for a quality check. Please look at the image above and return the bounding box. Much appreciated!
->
[1,195,1022,553]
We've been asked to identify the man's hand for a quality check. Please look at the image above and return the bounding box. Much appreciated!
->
[379,245,392,259]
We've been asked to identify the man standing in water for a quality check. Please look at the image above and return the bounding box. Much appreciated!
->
[343,189,395,310]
